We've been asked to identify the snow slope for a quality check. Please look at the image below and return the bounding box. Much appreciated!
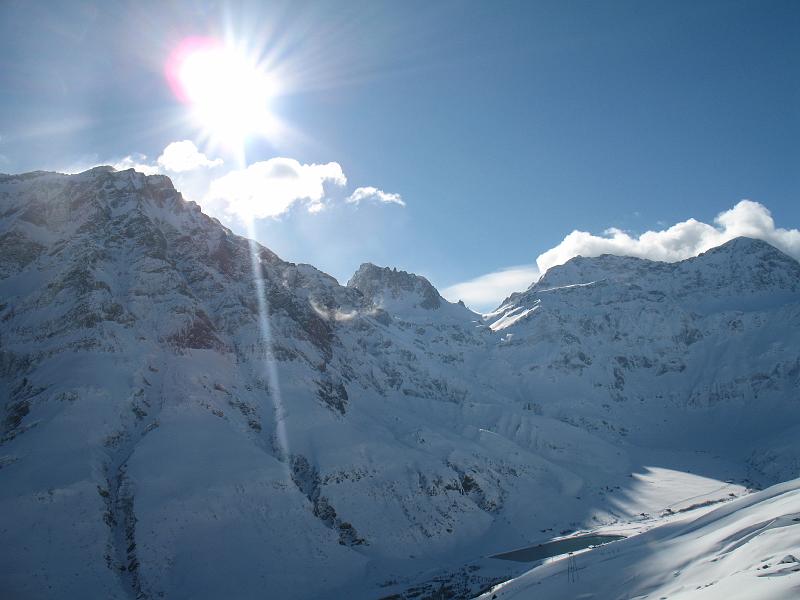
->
[478,477,800,600]
[0,167,798,599]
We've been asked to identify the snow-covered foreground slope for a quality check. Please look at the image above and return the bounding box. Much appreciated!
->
[0,167,798,599]
[478,477,800,600]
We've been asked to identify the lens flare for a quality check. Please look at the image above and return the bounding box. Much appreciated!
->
[166,37,280,147]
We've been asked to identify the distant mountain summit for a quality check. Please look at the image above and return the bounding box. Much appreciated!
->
[348,263,443,310]
[1,167,799,599]
[518,236,799,299]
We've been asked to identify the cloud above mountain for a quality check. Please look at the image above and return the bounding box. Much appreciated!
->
[97,143,404,222]
[111,153,160,176]
[445,200,800,313]
[205,157,347,219]
[110,140,222,175]
[157,141,223,172]
[537,200,800,273]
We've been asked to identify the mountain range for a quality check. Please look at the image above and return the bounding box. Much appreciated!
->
[1,167,798,599]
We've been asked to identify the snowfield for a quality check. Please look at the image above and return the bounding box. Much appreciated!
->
[0,167,798,599]
[478,477,800,600]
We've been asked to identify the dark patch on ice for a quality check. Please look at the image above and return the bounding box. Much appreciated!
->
[492,533,625,562]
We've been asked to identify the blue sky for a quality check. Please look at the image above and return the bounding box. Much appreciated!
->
[1,0,798,310]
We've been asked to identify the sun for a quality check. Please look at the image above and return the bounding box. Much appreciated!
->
[166,38,280,148]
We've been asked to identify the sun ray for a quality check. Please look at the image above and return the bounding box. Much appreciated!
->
[245,221,291,467]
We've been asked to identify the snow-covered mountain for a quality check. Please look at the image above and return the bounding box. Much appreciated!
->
[1,168,798,599]
[485,237,800,451]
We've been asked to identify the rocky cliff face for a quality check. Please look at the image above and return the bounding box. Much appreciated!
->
[348,263,444,310]
[1,168,798,599]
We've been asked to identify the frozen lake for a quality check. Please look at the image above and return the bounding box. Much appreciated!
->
[491,533,625,562]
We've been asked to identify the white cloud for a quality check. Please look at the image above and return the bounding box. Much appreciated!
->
[103,141,221,177]
[443,199,800,314]
[205,157,347,219]
[100,149,401,221]
[536,200,800,273]
[111,153,160,176]
[441,264,541,313]
[157,140,223,172]
[347,186,405,207]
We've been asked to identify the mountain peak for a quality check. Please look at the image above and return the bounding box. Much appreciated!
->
[347,263,443,310]
[698,236,792,260]
[529,252,664,294]
[83,165,117,175]
[0,167,188,224]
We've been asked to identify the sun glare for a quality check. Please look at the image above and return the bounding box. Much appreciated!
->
[167,38,280,148]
